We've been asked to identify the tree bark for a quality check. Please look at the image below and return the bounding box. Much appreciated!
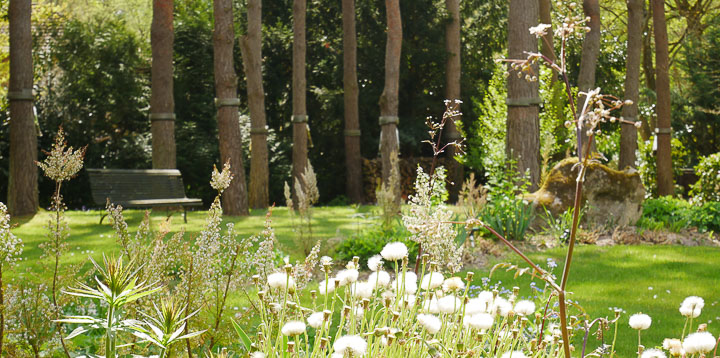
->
[379,0,402,199]
[538,0,557,82]
[639,8,655,140]
[240,0,269,209]
[506,0,541,191]
[576,0,601,158]
[619,0,643,170]
[292,0,309,192]
[150,0,176,169]
[342,0,363,204]
[652,0,674,196]
[213,0,249,215]
[444,0,463,201]
[8,0,38,217]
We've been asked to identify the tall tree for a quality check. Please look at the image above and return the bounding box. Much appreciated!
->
[652,0,674,196]
[444,0,463,199]
[213,0,249,215]
[506,0,540,191]
[150,0,176,169]
[8,0,38,216]
[342,0,363,204]
[379,0,402,198]
[292,0,309,193]
[576,0,601,158]
[619,0,643,170]
[240,0,270,209]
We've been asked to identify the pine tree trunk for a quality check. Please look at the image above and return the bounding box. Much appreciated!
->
[652,0,674,196]
[150,0,176,169]
[619,0,643,170]
[506,0,540,191]
[292,0,309,193]
[379,0,402,200]
[213,0,249,215]
[576,0,601,158]
[342,0,363,204]
[444,0,463,201]
[639,9,655,140]
[8,0,38,217]
[538,0,557,82]
[240,0,270,209]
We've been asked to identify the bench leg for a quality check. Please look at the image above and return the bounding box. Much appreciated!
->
[100,213,108,225]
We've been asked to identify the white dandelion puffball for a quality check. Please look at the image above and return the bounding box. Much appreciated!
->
[465,298,486,316]
[438,295,462,314]
[281,320,306,336]
[268,272,296,291]
[307,312,325,329]
[351,282,373,299]
[403,294,417,308]
[368,271,391,288]
[250,352,266,358]
[663,338,683,356]
[514,300,536,316]
[629,313,652,330]
[421,272,445,290]
[683,332,716,354]
[318,280,335,295]
[381,290,396,301]
[381,242,408,261]
[679,296,704,318]
[333,335,367,357]
[465,313,494,330]
[392,271,418,294]
[336,269,359,287]
[442,277,465,292]
[641,348,666,358]
[501,351,528,358]
[367,255,384,272]
[477,291,494,306]
[422,297,440,314]
[417,314,442,334]
[490,297,512,317]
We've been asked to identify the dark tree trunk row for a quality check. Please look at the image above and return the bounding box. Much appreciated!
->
[292,0,309,195]
[379,0,402,200]
[652,0,674,196]
[619,0,644,170]
[342,0,363,204]
[150,0,176,170]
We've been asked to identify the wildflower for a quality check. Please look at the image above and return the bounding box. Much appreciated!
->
[0,203,23,265]
[366,255,384,272]
[683,332,716,354]
[267,272,296,291]
[629,313,652,330]
[679,296,704,318]
[318,280,335,295]
[422,297,440,314]
[380,242,408,261]
[37,128,86,183]
[464,298,486,316]
[333,335,367,356]
[417,314,442,334]
[514,300,536,316]
[403,294,416,308]
[320,256,333,266]
[490,297,512,317]
[641,349,666,358]
[663,338,683,356]
[392,271,418,294]
[442,277,465,292]
[250,352,266,358]
[351,282,373,299]
[465,313,494,330]
[336,269,359,287]
[438,295,461,314]
[352,306,364,319]
[477,290,494,306]
[529,23,552,38]
[210,162,233,192]
[307,312,327,329]
[501,352,528,358]
[368,271,391,288]
[421,272,444,290]
[281,321,306,336]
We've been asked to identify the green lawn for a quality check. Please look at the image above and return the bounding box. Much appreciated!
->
[8,207,720,355]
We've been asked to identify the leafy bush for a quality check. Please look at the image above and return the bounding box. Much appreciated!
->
[333,225,418,266]
[689,201,720,233]
[690,152,720,204]
[539,205,585,245]
[636,197,692,232]
[480,161,534,241]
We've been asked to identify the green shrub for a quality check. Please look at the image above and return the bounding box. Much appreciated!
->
[690,152,720,204]
[333,225,418,266]
[636,197,692,232]
[480,161,534,241]
[689,201,720,233]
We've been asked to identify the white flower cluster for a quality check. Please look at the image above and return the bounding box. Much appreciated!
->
[0,202,23,265]
[36,128,85,183]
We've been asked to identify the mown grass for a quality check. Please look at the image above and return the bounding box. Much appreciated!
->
[8,208,720,355]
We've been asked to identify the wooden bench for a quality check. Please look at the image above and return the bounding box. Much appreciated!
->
[87,168,203,223]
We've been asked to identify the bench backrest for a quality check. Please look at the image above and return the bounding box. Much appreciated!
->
[86,169,189,205]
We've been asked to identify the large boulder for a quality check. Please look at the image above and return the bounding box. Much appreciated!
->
[526,158,645,227]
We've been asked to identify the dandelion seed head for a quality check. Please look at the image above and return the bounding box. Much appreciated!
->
[351,282,373,299]
[680,296,704,318]
[417,313,442,334]
[268,272,296,291]
[333,335,367,356]
[465,313,494,330]
[367,255,384,272]
[336,269,359,287]
[381,242,408,261]
[501,351,528,358]
[641,348,666,358]
[442,277,465,292]
[629,313,652,330]
[307,312,326,329]
[438,295,462,314]
[281,320,306,336]
[683,332,715,354]
[490,297,512,317]
[514,300,536,316]
[663,338,683,356]
[421,272,445,290]
[422,297,440,314]
[368,271,391,288]
[318,279,335,295]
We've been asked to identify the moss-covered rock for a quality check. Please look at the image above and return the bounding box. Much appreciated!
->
[526,158,645,226]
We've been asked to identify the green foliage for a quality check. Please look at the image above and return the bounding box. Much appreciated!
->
[690,152,720,204]
[637,137,690,197]
[480,161,534,241]
[636,197,692,233]
[333,225,418,266]
[540,205,585,245]
[688,201,720,234]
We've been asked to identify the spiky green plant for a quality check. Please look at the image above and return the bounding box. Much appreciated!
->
[132,299,205,358]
